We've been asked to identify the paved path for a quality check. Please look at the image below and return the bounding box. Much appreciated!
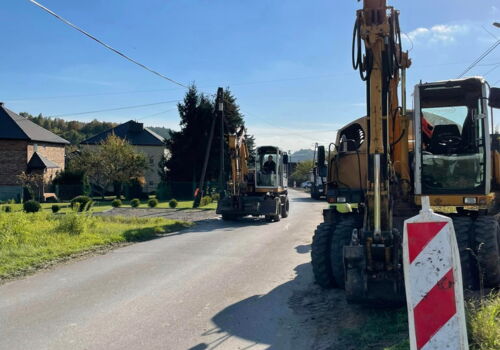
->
[0,190,349,350]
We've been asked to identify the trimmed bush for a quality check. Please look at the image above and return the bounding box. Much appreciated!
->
[130,198,141,208]
[111,199,122,208]
[71,195,93,212]
[23,200,41,213]
[169,199,178,208]
[200,196,213,207]
[3,205,12,213]
[51,204,61,213]
[148,198,159,208]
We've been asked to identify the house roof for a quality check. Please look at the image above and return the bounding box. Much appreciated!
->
[81,120,165,146]
[0,103,70,144]
[27,152,60,170]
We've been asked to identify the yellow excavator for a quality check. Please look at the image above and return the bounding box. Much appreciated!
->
[311,0,500,305]
[216,127,290,222]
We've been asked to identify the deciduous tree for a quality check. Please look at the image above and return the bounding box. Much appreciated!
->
[70,135,148,197]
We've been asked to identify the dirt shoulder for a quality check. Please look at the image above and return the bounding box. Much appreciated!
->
[93,207,218,223]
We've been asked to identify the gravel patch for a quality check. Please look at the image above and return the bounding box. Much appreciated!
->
[94,208,218,223]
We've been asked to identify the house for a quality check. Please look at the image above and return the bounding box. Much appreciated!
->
[0,103,69,201]
[81,120,167,193]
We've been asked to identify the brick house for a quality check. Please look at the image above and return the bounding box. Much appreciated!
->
[0,103,69,201]
[81,120,168,193]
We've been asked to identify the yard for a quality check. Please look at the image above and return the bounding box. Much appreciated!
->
[0,211,192,280]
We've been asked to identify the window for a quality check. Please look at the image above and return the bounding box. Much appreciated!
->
[420,102,485,193]
[256,148,279,187]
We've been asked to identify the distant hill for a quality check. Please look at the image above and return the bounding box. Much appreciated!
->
[23,112,173,144]
[22,113,118,145]
[291,149,315,162]
[148,126,172,141]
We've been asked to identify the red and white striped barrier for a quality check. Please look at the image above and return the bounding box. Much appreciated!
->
[403,197,468,350]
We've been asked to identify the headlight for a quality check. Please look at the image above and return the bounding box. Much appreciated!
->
[337,197,347,203]
[464,197,477,204]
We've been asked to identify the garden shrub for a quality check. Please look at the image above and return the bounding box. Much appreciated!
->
[169,199,178,208]
[23,200,41,213]
[124,178,146,200]
[56,213,88,235]
[111,199,122,208]
[51,204,61,213]
[200,196,213,207]
[52,169,90,200]
[148,198,158,208]
[3,205,12,213]
[71,195,93,212]
[130,198,141,208]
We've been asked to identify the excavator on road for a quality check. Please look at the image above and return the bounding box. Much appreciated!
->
[216,127,290,222]
[311,0,500,305]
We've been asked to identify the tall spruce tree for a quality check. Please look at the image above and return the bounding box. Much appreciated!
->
[165,85,254,197]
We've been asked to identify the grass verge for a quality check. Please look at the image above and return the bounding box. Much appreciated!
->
[0,211,192,280]
[339,293,500,350]
[468,292,500,350]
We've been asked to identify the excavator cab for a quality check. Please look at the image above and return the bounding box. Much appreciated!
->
[414,77,492,207]
[255,146,288,190]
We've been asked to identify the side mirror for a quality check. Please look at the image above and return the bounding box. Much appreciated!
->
[317,146,325,166]
[283,154,289,165]
[489,87,500,108]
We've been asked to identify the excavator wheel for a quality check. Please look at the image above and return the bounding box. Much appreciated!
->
[311,222,336,288]
[330,215,361,289]
[451,216,476,290]
[265,214,280,222]
[281,198,289,218]
[473,216,500,288]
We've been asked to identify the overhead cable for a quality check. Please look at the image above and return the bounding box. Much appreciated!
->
[29,0,189,88]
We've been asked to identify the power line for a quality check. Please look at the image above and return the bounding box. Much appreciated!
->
[136,108,178,121]
[3,87,184,102]
[48,100,180,118]
[484,64,500,77]
[29,0,189,88]
[458,39,500,78]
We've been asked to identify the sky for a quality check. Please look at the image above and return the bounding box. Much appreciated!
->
[1,0,499,151]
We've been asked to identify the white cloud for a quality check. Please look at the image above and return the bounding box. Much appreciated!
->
[407,24,469,44]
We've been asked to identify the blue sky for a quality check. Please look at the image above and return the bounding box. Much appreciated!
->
[1,0,499,150]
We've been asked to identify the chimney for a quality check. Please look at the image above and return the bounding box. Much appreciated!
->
[129,121,144,133]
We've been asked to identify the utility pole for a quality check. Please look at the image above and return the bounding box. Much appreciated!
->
[193,105,217,208]
[217,87,225,197]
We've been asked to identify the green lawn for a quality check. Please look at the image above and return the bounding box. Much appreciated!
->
[0,211,192,279]
[0,198,216,213]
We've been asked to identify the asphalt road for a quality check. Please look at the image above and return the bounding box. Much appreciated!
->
[0,190,341,350]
